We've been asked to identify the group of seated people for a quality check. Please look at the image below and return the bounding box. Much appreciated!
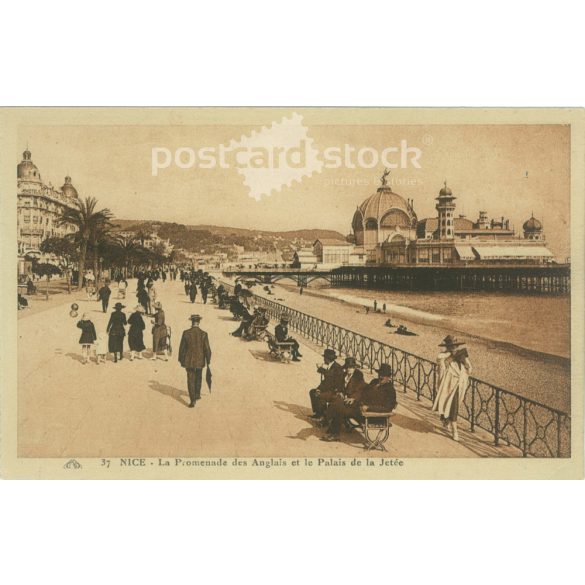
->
[231,306,270,340]
[308,349,397,442]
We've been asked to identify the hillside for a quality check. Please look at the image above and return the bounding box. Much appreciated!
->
[113,219,344,241]
[112,219,346,255]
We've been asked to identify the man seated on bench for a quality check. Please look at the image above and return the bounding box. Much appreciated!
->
[321,363,397,442]
[309,349,344,419]
[275,316,302,361]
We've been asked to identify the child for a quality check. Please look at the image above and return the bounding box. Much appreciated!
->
[77,313,97,364]
[95,332,108,364]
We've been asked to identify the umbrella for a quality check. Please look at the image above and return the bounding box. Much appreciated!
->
[206,366,212,393]
[239,289,253,297]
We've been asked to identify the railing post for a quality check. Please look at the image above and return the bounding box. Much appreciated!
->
[494,388,500,446]
[416,359,421,400]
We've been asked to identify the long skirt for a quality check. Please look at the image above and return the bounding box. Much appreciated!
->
[108,333,124,353]
[128,327,145,351]
[152,325,167,352]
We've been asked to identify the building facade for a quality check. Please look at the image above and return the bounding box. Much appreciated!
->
[17,149,79,273]
[348,177,554,266]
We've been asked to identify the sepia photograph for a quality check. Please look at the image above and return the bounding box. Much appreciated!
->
[1,107,583,478]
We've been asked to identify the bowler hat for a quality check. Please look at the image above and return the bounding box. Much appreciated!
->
[323,348,337,360]
[114,302,125,310]
[439,335,463,347]
[376,363,393,377]
[343,357,358,369]
[189,314,202,322]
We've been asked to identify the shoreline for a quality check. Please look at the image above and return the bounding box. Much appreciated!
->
[298,286,570,366]
[224,278,570,413]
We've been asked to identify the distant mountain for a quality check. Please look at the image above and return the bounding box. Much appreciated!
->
[113,219,345,243]
[112,219,346,255]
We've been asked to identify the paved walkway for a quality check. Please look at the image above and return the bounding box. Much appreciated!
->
[17,279,517,458]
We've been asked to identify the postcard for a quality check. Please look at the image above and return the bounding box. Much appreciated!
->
[0,107,582,478]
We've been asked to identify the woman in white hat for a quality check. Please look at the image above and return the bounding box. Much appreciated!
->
[151,301,168,361]
[128,305,146,360]
[432,336,472,441]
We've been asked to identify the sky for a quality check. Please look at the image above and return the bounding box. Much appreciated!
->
[20,119,570,259]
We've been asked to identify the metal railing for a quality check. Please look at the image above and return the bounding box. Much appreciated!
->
[222,282,571,458]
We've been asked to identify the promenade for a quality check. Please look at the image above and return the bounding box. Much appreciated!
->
[17,279,517,459]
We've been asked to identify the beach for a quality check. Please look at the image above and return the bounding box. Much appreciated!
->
[240,281,571,413]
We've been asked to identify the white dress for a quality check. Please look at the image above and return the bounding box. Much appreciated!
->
[432,352,472,421]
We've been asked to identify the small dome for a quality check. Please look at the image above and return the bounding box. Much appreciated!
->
[523,215,542,232]
[61,176,79,198]
[438,181,453,197]
[17,149,42,183]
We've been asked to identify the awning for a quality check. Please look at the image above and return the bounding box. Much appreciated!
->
[472,245,553,260]
[455,245,476,260]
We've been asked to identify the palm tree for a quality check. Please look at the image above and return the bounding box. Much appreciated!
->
[112,235,142,277]
[57,197,113,290]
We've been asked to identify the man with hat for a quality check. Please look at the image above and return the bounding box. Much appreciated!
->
[98,281,112,313]
[322,357,368,439]
[309,348,344,419]
[275,315,302,361]
[322,363,397,441]
[178,314,212,408]
[432,335,472,442]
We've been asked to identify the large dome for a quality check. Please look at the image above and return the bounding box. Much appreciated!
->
[523,215,543,232]
[354,186,416,230]
[61,176,79,198]
[17,149,42,183]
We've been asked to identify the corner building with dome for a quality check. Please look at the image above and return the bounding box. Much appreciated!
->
[17,149,80,274]
[347,178,553,265]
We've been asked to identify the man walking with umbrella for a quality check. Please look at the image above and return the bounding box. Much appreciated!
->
[178,314,212,408]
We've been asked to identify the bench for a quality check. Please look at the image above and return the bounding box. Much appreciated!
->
[266,333,296,363]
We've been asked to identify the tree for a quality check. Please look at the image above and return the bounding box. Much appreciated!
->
[57,197,113,290]
[40,237,79,293]
[110,235,143,277]
[32,262,62,300]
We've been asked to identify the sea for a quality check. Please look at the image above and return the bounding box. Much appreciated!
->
[312,287,571,360]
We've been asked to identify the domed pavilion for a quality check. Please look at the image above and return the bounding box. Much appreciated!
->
[351,172,418,263]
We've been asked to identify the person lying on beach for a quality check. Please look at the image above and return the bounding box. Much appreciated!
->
[384,319,394,328]
[396,325,417,336]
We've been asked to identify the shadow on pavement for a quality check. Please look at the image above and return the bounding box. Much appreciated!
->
[273,400,365,448]
[149,380,190,406]
[390,412,435,434]
[65,352,85,364]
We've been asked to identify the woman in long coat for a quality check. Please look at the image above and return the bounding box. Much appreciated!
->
[137,286,150,315]
[128,305,146,360]
[151,301,168,361]
[432,335,472,442]
[77,313,97,364]
[106,302,127,363]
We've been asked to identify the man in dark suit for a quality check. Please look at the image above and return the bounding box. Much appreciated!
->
[275,316,301,361]
[309,348,344,419]
[178,314,212,408]
[322,362,397,441]
[98,282,112,313]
